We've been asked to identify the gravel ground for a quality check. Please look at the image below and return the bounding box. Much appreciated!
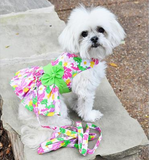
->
[50,0,149,159]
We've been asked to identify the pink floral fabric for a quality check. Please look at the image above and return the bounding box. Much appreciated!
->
[10,52,99,117]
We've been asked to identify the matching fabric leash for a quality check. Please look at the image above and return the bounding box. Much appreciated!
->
[38,122,102,156]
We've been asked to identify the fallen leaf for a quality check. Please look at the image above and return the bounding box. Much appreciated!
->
[8,144,11,148]
[16,33,19,35]
[109,63,118,67]
[121,40,125,45]
[0,142,3,149]
[6,148,10,155]
[0,151,3,157]
[134,1,139,4]
[5,46,10,48]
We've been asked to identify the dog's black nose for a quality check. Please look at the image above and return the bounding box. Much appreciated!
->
[91,36,98,43]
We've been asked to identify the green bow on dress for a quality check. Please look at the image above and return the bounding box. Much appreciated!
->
[41,64,70,94]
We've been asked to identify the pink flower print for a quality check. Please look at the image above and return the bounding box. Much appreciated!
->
[33,66,40,70]
[52,86,59,93]
[70,53,77,58]
[41,108,49,112]
[24,69,34,77]
[38,147,44,154]
[63,67,72,79]
[37,91,45,103]
[71,63,79,71]
[92,58,99,65]
[15,79,28,97]
[36,80,42,88]
[15,86,23,96]
[51,59,59,66]
[33,107,38,114]
[87,149,94,154]
[35,69,43,77]
[52,143,61,150]
[67,53,76,58]
[83,134,88,140]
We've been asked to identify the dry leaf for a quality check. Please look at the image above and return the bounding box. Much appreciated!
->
[6,148,10,155]
[134,1,139,4]
[8,144,11,148]
[0,142,3,149]
[0,151,3,157]
[121,40,125,45]
[109,63,118,67]
[5,46,10,48]
[16,33,19,35]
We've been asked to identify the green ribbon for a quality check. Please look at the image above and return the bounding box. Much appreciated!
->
[41,64,70,94]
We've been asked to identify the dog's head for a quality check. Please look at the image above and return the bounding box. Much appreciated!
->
[59,5,125,59]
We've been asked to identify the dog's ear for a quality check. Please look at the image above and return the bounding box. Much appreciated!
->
[58,24,79,53]
[109,18,126,48]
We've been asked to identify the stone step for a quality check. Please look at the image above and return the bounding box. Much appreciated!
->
[0,0,51,15]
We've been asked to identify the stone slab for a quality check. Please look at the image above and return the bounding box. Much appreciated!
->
[0,6,148,160]
[0,0,51,15]
[0,6,64,59]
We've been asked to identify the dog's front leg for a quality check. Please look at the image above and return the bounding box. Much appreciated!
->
[72,70,103,122]
[76,91,103,122]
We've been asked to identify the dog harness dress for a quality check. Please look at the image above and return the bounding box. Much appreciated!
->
[10,52,102,156]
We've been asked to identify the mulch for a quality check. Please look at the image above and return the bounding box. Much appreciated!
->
[0,96,14,160]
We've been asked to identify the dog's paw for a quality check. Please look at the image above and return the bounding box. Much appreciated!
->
[83,110,103,122]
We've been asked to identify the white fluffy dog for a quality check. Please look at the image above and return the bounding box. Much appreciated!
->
[18,5,125,148]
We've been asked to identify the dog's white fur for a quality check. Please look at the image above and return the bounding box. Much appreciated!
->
[19,5,125,148]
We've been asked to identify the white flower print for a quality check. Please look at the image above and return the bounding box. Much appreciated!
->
[80,60,90,68]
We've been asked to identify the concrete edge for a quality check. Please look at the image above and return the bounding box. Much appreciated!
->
[0,51,62,66]
[0,5,55,18]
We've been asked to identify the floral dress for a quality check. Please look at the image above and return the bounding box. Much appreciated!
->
[10,52,99,117]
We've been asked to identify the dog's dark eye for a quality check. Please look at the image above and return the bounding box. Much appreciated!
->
[81,31,88,37]
[97,27,105,33]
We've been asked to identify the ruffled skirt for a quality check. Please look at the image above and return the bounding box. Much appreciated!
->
[10,66,60,116]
